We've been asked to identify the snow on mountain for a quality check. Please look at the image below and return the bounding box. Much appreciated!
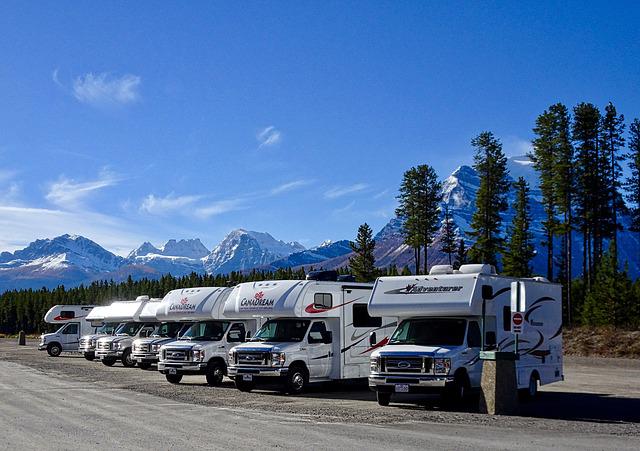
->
[160,239,209,259]
[125,238,210,277]
[203,229,305,275]
[266,240,352,270]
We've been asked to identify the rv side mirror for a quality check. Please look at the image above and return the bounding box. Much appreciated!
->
[482,285,493,300]
[485,331,497,349]
[322,331,333,344]
[369,331,377,347]
[246,331,252,339]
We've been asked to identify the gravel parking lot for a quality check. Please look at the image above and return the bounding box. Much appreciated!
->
[1,339,639,449]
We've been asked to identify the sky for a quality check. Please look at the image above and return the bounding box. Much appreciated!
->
[1,1,639,256]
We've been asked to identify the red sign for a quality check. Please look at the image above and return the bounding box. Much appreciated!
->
[512,312,523,326]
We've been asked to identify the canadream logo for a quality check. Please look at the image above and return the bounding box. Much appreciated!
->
[240,291,275,308]
[169,297,197,311]
[385,284,464,295]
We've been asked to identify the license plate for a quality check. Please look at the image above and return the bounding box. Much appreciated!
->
[242,374,253,381]
[168,368,177,375]
[395,384,409,393]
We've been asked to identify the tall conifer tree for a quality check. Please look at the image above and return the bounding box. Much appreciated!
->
[349,223,377,282]
[440,204,458,266]
[625,118,640,235]
[503,177,535,277]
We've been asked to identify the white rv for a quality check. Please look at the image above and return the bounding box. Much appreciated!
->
[225,275,397,394]
[131,298,192,369]
[157,287,259,385]
[78,305,121,361]
[367,264,563,406]
[95,296,158,367]
[38,304,97,356]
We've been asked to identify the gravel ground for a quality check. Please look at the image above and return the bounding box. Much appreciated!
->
[2,339,639,438]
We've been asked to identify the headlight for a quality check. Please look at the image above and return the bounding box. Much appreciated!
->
[228,350,236,364]
[151,344,160,352]
[370,356,380,372]
[271,352,286,366]
[91,339,96,346]
[116,342,124,350]
[192,349,205,362]
[433,358,451,375]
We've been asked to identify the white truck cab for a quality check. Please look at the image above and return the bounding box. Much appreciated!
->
[78,305,121,361]
[95,296,158,367]
[226,272,397,394]
[157,287,259,386]
[38,305,98,357]
[368,264,564,406]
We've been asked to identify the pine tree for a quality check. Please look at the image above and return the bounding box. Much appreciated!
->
[625,118,640,234]
[453,239,467,270]
[349,223,377,282]
[396,165,442,274]
[467,132,509,268]
[502,177,535,277]
[440,204,458,266]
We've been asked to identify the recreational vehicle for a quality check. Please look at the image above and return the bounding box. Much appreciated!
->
[367,264,563,406]
[78,305,121,361]
[225,273,397,394]
[157,287,259,385]
[38,304,97,357]
[95,296,158,367]
[131,298,192,369]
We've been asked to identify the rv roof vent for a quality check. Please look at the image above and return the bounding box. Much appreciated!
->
[458,264,496,275]
[429,265,454,275]
[135,295,150,302]
[306,270,338,281]
[337,274,356,282]
[531,276,549,283]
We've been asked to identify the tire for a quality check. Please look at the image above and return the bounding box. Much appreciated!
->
[520,373,539,401]
[376,391,391,406]
[84,352,95,361]
[121,349,136,368]
[137,361,152,370]
[443,371,470,405]
[102,357,117,366]
[47,343,62,357]
[234,377,255,392]
[205,361,225,386]
[284,364,308,395]
[166,373,183,384]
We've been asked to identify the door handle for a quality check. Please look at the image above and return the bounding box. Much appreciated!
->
[217,345,225,349]
[299,347,307,351]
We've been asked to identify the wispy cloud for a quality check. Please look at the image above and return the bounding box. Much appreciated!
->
[324,183,369,199]
[270,179,312,196]
[373,189,390,200]
[332,200,356,215]
[72,72,141,107]
[257,126,282,148]
[46,170,121,209]
[504,136,533,157]
[139,193,202,216]
[195,199,245,218]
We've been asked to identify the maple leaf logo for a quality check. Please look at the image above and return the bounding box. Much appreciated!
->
[180,297,189,305]
[254,291,264,300]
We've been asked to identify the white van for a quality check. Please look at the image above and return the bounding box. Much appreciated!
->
[225,274,397,394]
[157,287,260,385]
[78,305,121,361]
[95,296,158,367]
[38,305,97,357]
[367,264,564,406]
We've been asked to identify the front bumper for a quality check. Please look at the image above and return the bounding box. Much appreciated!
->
[227,365,288,378]
[133,352,158,363]
[158,360,207,374]
[369,373,453,393]
[79,345,95,353]
[95,350,123,359]
[38,343,47,350]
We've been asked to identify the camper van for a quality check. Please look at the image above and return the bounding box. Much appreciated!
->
[157,287,259,385]
[78,305,121,361]
[95,296,158,367]
[38,304,97,357]
[131,298,191,369]
[225,274,397,394]
[367,264,563,406]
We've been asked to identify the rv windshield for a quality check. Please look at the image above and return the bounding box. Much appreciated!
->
[251,319,310,342]
[97,322,118,335]
[114,322,143,336]
[388,318,467,347]
[152,322,184,338]
[181,321,229,341]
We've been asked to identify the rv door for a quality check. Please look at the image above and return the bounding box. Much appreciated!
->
[306,321,332,379]
[60,323,80,351]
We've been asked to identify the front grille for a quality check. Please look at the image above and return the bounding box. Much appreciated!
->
[237,351,269,366]
[383,357,431,373]
[135,343,150,352]
[97,341,112,350]
[164,348,189,361]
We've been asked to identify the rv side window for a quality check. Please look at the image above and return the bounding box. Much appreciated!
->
[308,322,328,344]
[59,310,75,319]
[63,323,79,335]
[467,321,481,348]
[503,306,511,331]
[352,304,382,328]
[314,293,332,309]
[227,323,246,343]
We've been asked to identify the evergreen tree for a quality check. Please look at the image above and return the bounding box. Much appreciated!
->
[453,239,467,270]
[401,265,412,276]
[349,223,377,282]
[625,118,640,234]
[396,165,442,274]
[502,177,535,277]
[467,132,509,268]
[439,204,458,266]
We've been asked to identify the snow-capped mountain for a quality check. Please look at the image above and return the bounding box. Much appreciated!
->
[128,238,209,259]
[203,229,305,275]
[266,240,353,270]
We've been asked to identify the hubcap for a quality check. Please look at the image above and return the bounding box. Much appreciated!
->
[529,378,537,396]
[292,372,304,389]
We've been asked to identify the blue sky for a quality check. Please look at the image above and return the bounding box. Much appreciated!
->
[1,1,639,255]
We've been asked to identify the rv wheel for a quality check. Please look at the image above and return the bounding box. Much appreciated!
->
[166,373,183,384]
[205,361,225,386]
[46,343,62,357]
[83,352,95,361]
[520,373,539,401]
[285,364,308,395]
[376,392,391,406]
[102,357,116,366]
[444,371,470,405]
[137,361,152,370]
[234,378,255,392]
[121,349,136,368]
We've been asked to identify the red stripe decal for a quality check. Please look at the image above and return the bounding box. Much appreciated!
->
[360,337,389,354]
[304,299,357,314]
